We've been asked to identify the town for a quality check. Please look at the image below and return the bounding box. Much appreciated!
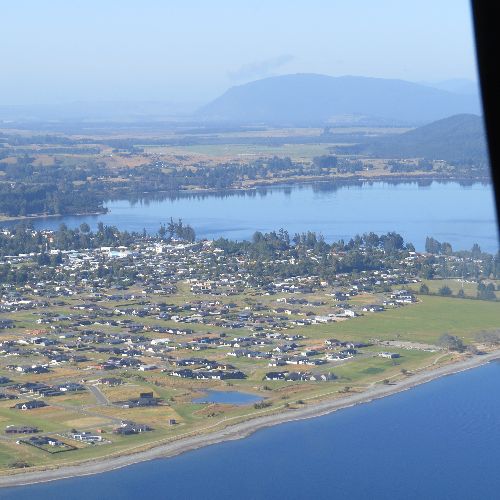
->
[0,223,499,472]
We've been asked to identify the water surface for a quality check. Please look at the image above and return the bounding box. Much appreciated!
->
[192,390,263,405]
[5,181,498,252]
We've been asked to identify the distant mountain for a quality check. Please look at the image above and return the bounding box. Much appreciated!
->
[421,78,480,96]
[197,74,481,126]
[336,114,488,162]
[0,101,200,123]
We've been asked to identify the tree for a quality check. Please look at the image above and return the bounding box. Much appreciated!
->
[50,252,63,265]
[9,461,31,469]
[381,232,404,253]
[313,155,337,169]
[37,253,50,266]
[475,330,500,345]
[477,282,496,300]
[158,224,167,239]
[425,237,441,254]
[441,242,453,255]
[419,283,429,294]
[438,333,465,352]
[438,285,452,296]
[471,243,482,258]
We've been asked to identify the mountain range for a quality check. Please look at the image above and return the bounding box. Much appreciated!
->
[198,74,480,126]
[335,114,488,163]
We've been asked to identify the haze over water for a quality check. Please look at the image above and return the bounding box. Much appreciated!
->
[14,181,499,253]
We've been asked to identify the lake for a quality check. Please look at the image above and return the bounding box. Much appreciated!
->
[5,181,499,253]
[192,390,263,405]
[2,361,500,499]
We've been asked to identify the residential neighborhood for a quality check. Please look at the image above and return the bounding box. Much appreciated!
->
[0,225,498,471]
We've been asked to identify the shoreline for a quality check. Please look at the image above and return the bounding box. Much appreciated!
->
[1,349,499,489]
[0,210,107,224]
[0,176,491,224]
[105,175,492,200]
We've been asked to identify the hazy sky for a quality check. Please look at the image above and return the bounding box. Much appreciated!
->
[1,0,478,105]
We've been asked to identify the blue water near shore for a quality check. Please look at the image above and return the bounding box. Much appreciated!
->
[192,390,263,405]
[6,181,498,252]
[3,361,500,500]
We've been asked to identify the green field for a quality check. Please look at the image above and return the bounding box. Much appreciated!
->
[294,295,500,344]
[408,278,500,300]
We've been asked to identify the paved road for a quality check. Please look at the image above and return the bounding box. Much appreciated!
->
[87,385,110,406]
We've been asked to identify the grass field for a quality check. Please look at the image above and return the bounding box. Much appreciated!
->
[293,295,500,344]
[407,278,500,300]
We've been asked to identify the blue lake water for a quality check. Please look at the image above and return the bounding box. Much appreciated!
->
[5,181,499,253]
[2,361,500,500]
[192,390,263,405]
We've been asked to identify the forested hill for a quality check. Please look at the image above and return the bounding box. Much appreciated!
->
[198,74,480,125]
[336,114,488,163]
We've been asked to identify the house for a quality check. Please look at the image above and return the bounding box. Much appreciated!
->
[268,359,286,367]
[390,290,416,304]
[0,319,14,329]
[114,421,152,435]
[13,365,49,374]
[70,431,103,443]
[57,383,85,392]
[264,371,287,381]
[337,309,357,318]
[98,377,122,386]
[331,292,349,301]
[13,400,48,410]
[309,372,337,381]
[138,364,157,371]
[324,338,342,347]
[170,368,194,378]
[362,304,385,312]
[0,393,17,401]
[5,425,39,434]
[27,435,66,447]
[378,352,401,359]
[121,392,161,408]
[312,315,335,324]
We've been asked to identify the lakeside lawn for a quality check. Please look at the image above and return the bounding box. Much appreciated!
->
[297,295,500,344]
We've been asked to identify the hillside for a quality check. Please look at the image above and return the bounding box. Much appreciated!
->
[336,114,488,162]
[198,74,480,125]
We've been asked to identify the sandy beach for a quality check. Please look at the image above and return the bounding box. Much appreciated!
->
[1,349,499,489]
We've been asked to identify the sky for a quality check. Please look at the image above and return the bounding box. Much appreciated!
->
[0,0,478,106]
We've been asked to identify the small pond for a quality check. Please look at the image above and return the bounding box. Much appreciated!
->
[192,390,263,405]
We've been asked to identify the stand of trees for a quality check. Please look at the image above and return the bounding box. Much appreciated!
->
[0,221,196,257]
[0,151,373,219]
